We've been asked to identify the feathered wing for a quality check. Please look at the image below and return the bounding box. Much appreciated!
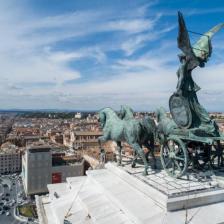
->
[177,11,191,55]
[177,11,199,69]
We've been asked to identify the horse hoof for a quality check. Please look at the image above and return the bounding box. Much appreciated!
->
[131,163,136,168]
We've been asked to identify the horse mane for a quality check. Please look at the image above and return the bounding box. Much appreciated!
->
[100,107,120,121]
[120,105,134,120]
[156,107,167,122]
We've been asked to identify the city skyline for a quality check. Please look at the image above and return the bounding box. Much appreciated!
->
[0,0,224,111]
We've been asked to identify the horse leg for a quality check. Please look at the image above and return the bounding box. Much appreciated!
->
[132,143,142,167]
[145,149,150,163]
[131,150,137,168]
[117,141,122,166]
[145,141,157,169]
[98,136,106,149]
[130,143,148,176]
[98,136,107,161]
[98,138,102,150]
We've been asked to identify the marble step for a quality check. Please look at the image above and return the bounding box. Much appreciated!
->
[53,197,91,224]
[86,169,164,224]
[105,162,167,208]
[47,175,130,224]
[77,178,132,224]
[50,179,92,224]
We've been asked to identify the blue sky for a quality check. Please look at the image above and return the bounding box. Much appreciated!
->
[0,0,224,111]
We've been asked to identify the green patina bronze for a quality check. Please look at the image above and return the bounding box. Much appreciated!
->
[119,105,157,169]
[119,105,134,120]
[98,107,156,175]
[170,12,224,134]
[159,12,224,178]
[98,12,224,179]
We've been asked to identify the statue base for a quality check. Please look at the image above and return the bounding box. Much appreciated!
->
[106,162,224,211]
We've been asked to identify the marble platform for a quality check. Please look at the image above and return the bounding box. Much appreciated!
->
[36,162,224,224]
[106,162,224,211]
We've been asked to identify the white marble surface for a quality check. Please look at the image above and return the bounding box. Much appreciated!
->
[106,162,224,211]
[36,162,224,224]
[87,169,164,224]
[119,162,218,196]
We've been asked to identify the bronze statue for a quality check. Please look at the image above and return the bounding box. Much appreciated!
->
[119,105,157,169]
[98,107,156,175]
[159,12,224,178]
[170,11,224,135]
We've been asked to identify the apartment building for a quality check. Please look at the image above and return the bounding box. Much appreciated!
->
[22,145,84,195]
[0,142,21,174]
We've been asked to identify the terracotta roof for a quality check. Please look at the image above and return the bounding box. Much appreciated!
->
[74,131,102,136]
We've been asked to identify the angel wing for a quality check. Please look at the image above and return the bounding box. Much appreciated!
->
[177,11,199,70]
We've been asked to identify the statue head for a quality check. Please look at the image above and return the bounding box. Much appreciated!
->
[98,107,118,128]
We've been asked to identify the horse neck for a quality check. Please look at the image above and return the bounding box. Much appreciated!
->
[124,110,134,119]
[105,109,120,121]
[157,111,166,123]
[121,108,134,119]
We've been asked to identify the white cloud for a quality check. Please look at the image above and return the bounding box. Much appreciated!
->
[105,19,154,34]
[0,2,159,87]
[25,55,177,110]
[47,47,106,64]
[121,23,176,56]
[0,1,223,111]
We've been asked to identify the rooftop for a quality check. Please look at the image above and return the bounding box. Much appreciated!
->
[0,141,19,153]
[74,131,102,136]
[28,145,51,153]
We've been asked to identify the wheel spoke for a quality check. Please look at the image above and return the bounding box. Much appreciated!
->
[175,147,181,155]
[161,138,187,178]
[165,145,171,154]
[171,162,175,174]
[168,141,175,152]
[174,160,181,171]
[218,156,221,167]
[164,159,172,168]
[174,156,184,161]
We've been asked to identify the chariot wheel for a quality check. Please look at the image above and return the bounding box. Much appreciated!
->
[210,141,224,169]
[188,143,211,171]
[160,137,188,178]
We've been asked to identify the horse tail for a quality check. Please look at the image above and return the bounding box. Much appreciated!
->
[142,116,157,143]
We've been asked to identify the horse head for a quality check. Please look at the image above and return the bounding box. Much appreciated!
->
[119,105,134,120]
[156,107,177,138]
[155,107,167,123]
[98,107,119,129]
[98,110,107,129]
